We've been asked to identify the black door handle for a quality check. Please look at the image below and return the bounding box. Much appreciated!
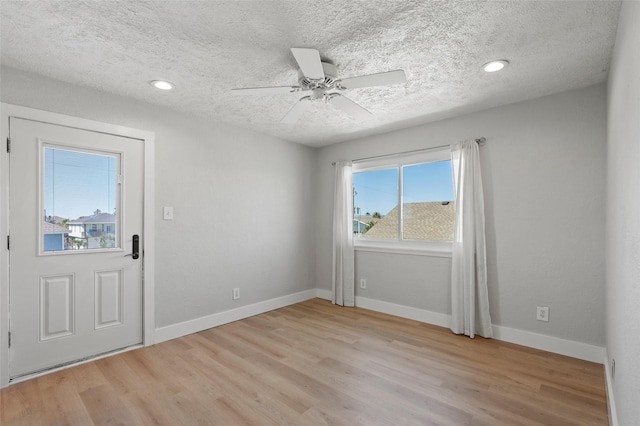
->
[132,234,139,259]
[125,235,140,259]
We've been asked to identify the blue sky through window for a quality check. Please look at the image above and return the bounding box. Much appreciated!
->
[43,147,117,220]
[353,160,454,216]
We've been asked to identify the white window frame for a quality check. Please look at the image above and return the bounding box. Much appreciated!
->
[38,142,123,256]
[352,148,453,258]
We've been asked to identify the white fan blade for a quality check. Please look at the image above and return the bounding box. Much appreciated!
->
[330,95,371,120]
[338,70,406,89]
[291,48,325,80]
[281,97,311,123]
[231,86,299,95]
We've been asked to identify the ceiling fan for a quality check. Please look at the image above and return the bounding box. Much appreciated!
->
[231,48,407,123]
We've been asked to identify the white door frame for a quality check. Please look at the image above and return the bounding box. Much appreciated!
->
[0,103,156,387]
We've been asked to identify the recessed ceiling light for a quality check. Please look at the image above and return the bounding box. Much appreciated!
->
[150,80,175,90]
[482,60,509,73]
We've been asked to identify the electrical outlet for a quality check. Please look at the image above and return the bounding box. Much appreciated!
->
[360,279,367,289]
[536,306,549,322]
[611,358,616,380]
[163,206,174,221]
[232,288,240,300]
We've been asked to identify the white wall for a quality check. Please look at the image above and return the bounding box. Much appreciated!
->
[0,66,316,329]
[315,84,607,347]
[605,2,640,425]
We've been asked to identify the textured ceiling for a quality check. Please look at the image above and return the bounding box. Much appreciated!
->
[0,1,621,147]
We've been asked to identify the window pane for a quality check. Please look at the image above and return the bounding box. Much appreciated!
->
[43,146,119,252]
[352,168,398,239]
[402,160,455,241]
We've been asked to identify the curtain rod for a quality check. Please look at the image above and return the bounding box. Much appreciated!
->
[331,137,486,166]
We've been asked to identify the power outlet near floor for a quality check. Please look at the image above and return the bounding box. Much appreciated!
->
[360,279,367,289]
[610,358,616,380]
[536,306,549,322]
[232,288,240,300]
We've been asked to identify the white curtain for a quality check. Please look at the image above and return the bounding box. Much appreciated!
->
[332,160,355,307]
[450,140,493,338]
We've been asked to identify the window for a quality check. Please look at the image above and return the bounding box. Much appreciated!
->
[352,148,454,252]
[41,145,120,253]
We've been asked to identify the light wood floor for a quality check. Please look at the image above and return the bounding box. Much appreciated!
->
[1,298,608,425]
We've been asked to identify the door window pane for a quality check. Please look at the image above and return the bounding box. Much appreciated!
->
[42,146,119,252]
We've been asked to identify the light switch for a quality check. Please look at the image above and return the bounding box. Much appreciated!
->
[163,206,173,221]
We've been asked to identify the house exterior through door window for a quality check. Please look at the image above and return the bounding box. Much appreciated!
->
[41,145,120,252]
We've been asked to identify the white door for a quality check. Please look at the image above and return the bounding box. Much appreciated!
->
[8,117,144,379]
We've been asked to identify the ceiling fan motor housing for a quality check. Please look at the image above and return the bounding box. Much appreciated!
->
[298,62,338,90]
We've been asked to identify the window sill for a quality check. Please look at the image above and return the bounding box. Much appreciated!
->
[354,241,452,258]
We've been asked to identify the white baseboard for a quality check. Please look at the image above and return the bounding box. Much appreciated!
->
[491,324,604,364]
[315,290,605,364]
[315,288,332,301]
[603,350,619,426]
[154,289,317,344]
[355,296,451,329]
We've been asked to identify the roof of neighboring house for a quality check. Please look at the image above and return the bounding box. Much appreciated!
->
[44,215,68,225]
[69,212,115,224]
[360,202,455,241]
[43,221,69,234]
[354,216,379,225]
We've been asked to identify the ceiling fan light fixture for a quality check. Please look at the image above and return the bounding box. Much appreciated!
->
[150,80,175,90]
[231,47,407,124]
[483,60,509,72]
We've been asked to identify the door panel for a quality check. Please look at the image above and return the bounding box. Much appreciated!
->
[94,269,123,329]
[40,274,75,340]
[9,117,143,378]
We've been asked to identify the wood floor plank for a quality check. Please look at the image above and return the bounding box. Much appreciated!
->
[71,362,109,394]
[0,298,608,425]
[120,388,185,425]
[118,348,184,398]
[38,369,94,425]
[167,390,221,426]
[79,383,139,425]
[178,347,308,425]
[94,354,145,395]
[0,379,48,425]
